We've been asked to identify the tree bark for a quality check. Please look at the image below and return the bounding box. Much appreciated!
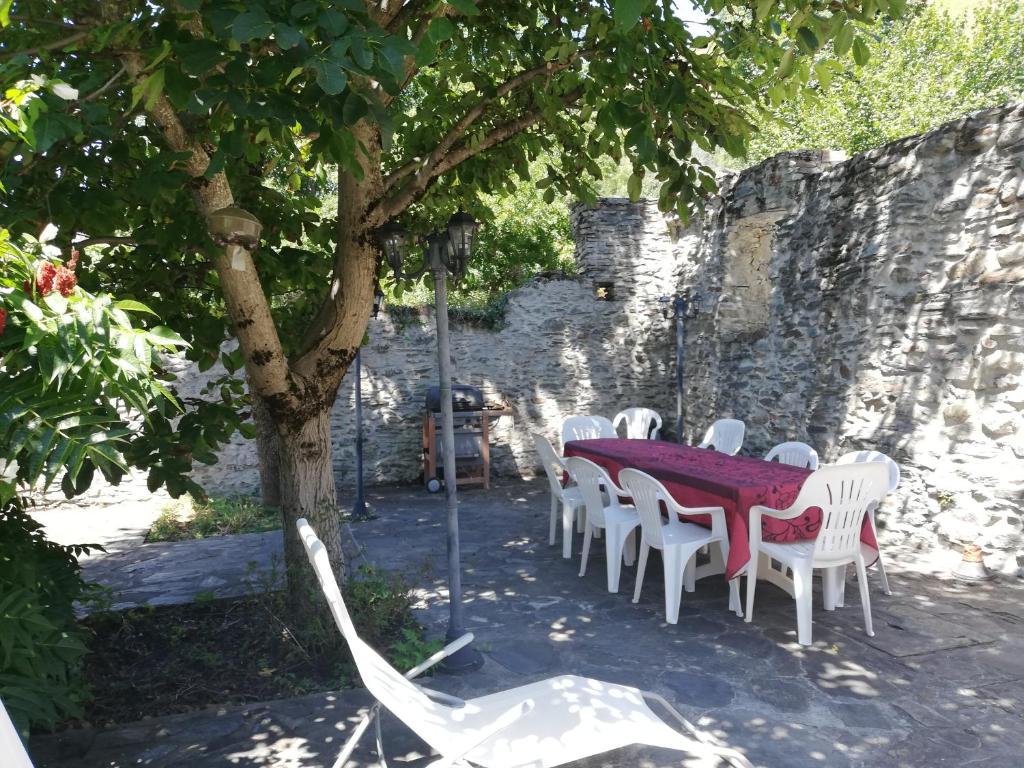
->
[279,409,340,607]
[250,391,282,509]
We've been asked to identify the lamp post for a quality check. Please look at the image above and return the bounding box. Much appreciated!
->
[352,287,385,523]
[377,213,484,672]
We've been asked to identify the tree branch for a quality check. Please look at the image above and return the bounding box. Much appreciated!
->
[382,50,591,193]
[119,53,295,408]
[371,88,583,225]
[72,236,137,247]
[0,30,90,61]
[83,64,127,101]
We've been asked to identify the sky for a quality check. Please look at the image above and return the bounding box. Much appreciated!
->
[672,0,710,27]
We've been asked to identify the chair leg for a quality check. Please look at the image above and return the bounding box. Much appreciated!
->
[548,495,558,546]
[577,504,586,533]
[623,528,636,566]
[836,565,848,608]
[375,708,389,768]
[663,546,686,624]
[868,508,892,595]
[330,708,376,768]
[633,541,650,604]
[605,525,626,593]
[855,555,875,637]
[823,567,838,611]
[793,563,814,646]
[579,525,594,578]
[683,556,696,593]
[744,557,758,624]
[561,501,575,559]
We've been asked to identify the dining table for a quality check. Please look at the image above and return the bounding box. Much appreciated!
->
[563,438,879,581]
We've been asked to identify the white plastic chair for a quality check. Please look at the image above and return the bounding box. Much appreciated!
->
[619,469,741,623]
[1,698,33,768]
[697,419,745,456]
[296,519,754,768]
[561,415,615,447]
[764,441,819,470]
[835,450,900,596]
[744,463,889,646]
[566,457,640,593]
[532,432,585,559]
[613,407,663,440]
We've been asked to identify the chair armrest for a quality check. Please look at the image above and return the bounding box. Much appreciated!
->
[750,502,806,522]
[417,684,467,708]
[404,632,475,680]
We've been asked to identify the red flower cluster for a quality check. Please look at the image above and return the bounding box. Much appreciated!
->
[25,249,79,298]
[0,307,7,336]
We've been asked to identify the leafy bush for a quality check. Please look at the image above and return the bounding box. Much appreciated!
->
[0,499,98,735]
[147,495,280,542]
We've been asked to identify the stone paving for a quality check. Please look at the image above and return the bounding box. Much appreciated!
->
[30,478,1024,768]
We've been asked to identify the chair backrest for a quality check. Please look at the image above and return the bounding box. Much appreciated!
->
[764,441,819,470]
[613,407,663,440]
[698,418,745,455]
[532,432,568,497]
[0,698,33,768]
[565,456,623,528]
[296,519,457,753]
[561,415,615,447]
[786,465,889,564]
[835,450,900,492]
[618,468,674,547]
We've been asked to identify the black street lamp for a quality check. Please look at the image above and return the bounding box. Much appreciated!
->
[377,212,483,673]
[352,285,385,523]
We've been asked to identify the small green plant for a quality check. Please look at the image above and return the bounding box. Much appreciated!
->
[147,495,280,542]
[935,490,956,510]
[389,627,444,674]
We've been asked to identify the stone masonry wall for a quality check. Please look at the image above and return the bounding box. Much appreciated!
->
[679,102,1024,564]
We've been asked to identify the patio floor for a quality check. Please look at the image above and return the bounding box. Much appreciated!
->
[31,478,1024,767]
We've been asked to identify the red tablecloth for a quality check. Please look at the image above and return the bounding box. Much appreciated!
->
[564,439,878,580]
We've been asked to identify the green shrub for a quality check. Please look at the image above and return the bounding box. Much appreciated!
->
[0,499,98,734]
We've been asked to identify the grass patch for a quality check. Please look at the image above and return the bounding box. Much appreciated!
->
[146,495,280,542]
[74,566,439,727]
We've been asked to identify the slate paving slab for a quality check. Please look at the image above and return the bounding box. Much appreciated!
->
[30,478,1024,767]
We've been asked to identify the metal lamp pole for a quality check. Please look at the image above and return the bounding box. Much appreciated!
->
[674,295,687,443]
[352,289,384,523]
[377,215,483,673]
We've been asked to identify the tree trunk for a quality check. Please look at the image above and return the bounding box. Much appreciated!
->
[250,391,282,509]
[279,409,340,605]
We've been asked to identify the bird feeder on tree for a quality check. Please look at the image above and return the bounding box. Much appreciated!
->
[207,206,263,271]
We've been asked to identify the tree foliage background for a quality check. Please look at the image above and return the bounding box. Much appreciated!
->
[745,0,1024,162]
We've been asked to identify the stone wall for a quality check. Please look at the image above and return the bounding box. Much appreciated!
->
[678,102,1024,564]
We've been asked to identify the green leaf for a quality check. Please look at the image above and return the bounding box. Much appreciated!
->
[755,0,774,20]
[852,36,871,66]
[232,9,274,42]
[312,59,348,95]
[797,27,819,51]
[112,299,157,315]
[834,23,854,56]
[427,17,456,43]
[0,0,12,27]
[777,48,796,80]
[447,0,481,15]
[613,0,644,30]
[275,24,304,50]
[146,326,188,347]
[318,9,349,36]
[626,172,642,202]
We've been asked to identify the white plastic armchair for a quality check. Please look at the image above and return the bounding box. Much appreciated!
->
[297,519,753,768]
[561,415,615,447]
[613,407,663,440]
[764,441,819,469]
[619,469,741,623]
[835,450,900,596]
[1,698,33,768]
[565,457,640,593]
[698,419,745,456]
[532,432,585,559]
[743,463,889,646]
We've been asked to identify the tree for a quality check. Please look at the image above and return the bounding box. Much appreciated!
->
[0,0,903,611]
[745,0,1024,162]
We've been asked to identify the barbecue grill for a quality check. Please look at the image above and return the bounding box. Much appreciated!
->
[421,384,506,491]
